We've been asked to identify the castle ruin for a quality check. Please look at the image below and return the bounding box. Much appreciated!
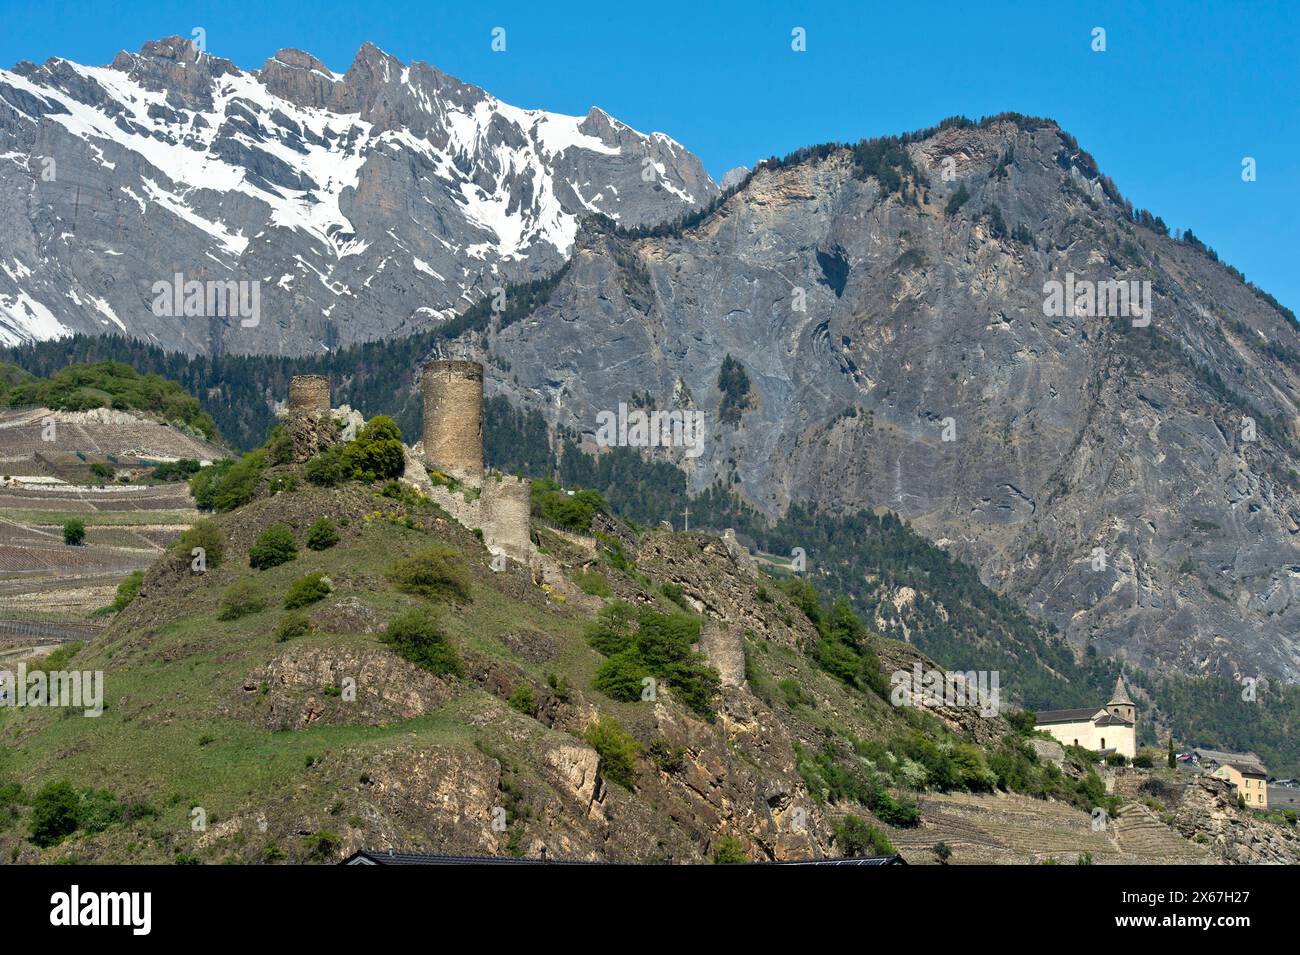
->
[288,374,331,415]
[286,374,345,462]
[281,362,533,565]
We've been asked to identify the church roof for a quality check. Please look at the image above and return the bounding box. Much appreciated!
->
[1094,712,1134,727]
[1108,676,1134,707]
[1034,707,1134,728]
[1035,707,1101,725]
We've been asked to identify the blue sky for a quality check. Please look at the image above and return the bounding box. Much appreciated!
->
[2,0,1297,314]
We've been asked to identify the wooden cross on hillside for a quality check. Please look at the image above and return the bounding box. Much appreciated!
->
[681,505,690,532]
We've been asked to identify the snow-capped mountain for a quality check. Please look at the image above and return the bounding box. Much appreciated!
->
[0,37,717,354]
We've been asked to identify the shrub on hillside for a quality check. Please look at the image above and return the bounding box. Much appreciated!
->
[274,611,313,642]
[189,460,233,511]
[217,579,267,621]
[583,717,640,789]
[249,523,297,570]
[508,684,538,716]
[105,571,143,614]
[152,458,200,482]
[380,609,462,676]
[530,477,608,532]
[62,519,85,546]
[304,445,347,486]
[341,416,405,482]
[28,781,81,847]
[386,547,470,602]
[574,569,611,597]
[265,426,294,466]
[177,518,225,571]
[585,603,720,719]
[306,517,339,550]
[284,572,333,609]
[834,815,895,857]
[711,836,747,864]
[211,449,267,513]
[27,781,120,848]
[592,652,652,702]
[584,602,639,655]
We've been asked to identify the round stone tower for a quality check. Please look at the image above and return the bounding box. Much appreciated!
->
[288,375,330,414]
[422,360,484,480]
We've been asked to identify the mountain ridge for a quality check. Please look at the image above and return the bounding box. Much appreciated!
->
[0,36,716,353]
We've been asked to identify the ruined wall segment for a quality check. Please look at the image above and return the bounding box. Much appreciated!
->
[482,475,532,563]
[422,361,484,480]
[288,375,331,414]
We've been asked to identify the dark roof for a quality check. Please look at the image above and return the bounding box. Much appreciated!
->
[344,850,591,865]
[1094,713,1134,727]
[341,850,906,866]
[1223,761,1268,777]
[1034,707,1100,724]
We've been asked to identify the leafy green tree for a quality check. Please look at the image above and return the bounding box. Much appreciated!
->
[584,717,640,789]
[249,523,297,570]
[834,815,895,857]
[342,416,405,481]
[306,517,339,550]
[29,781,81,847]
[61,518,85,546]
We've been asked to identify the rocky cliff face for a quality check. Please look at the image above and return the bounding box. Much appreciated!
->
[472,117,1300,683]
[0,37,715,354]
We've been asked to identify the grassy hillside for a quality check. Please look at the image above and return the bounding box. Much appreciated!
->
[0,422,1141,863]
[0,361,216,439]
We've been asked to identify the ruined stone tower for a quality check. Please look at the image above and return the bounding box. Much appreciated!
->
[288,374,330,414]
[421,360,484,480]
[285,374,336,463]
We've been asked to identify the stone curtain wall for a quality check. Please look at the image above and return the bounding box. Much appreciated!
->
[421,361,483,480]
[482,475,532,563]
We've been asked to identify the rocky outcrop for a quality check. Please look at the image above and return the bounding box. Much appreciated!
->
[1170,775,1300,864]
[635,531,816,649]
[478,118,1300,682]
[234,640,453,729]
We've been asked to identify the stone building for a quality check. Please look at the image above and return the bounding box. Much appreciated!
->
[1193,749,1270,809]
[419,360,533,566]
[421,360,483,481]
[1034,677,1137,759]
[288,374,331,414]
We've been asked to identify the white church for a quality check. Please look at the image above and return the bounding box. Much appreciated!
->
[1034,677,1137,759]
